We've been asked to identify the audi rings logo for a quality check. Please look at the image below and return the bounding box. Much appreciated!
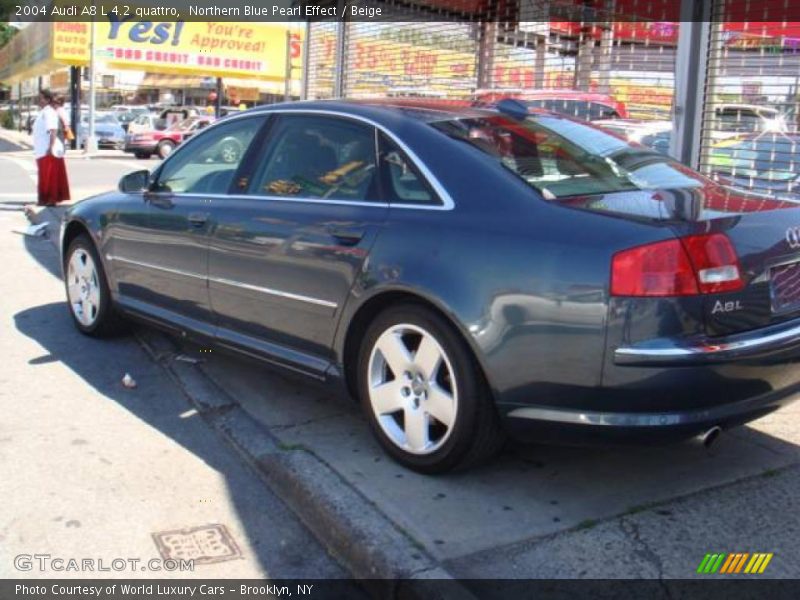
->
[787,227,800,249]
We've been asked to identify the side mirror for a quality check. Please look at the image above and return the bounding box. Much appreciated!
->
[119,170,150,193]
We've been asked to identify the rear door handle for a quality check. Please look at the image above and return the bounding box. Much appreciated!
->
[329,227,365,246]
[188,212,209,226]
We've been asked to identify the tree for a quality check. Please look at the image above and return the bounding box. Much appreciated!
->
[0,22,18,49]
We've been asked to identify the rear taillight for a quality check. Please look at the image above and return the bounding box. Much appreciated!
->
[611,233,743,297]
[680,233,744,294]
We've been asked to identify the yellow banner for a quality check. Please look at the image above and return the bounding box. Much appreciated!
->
[52,20,301,80]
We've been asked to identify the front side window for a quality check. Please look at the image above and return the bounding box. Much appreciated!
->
[431,114,703,200]
[153,117,262,195]
[248,115,378,201]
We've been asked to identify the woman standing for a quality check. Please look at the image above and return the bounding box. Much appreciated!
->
[32,89,70,206]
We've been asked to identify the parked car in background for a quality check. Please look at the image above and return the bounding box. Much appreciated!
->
[711,104,788,141]
[156,106,201,130]
[115,107,150,132]
[126,112,161,136]
[77,112,127,150]
[124,115,215,159]
[709,133,800,202]
[61,99,800,473]
[476,89,628,120]
[595,119,673,154]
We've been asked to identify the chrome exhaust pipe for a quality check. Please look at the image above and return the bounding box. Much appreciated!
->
[701,426,722,448]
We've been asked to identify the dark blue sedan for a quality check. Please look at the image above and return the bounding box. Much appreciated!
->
[60,100,800,473]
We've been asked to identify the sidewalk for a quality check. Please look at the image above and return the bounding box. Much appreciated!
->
[3,198,355,583]
[0,126,33,150]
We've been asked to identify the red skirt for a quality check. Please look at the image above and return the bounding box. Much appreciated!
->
[37,155,71,206]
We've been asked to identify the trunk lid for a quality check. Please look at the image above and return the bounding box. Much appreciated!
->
[559,183,800,336]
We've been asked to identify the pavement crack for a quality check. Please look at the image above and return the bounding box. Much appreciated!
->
[619,517,672,598]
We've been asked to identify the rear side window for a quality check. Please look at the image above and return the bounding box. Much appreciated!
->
[378,134,437,205]
[248,115,379,202]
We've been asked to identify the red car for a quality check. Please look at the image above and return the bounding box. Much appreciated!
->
[475,89,628,120]
[124,116,215,159]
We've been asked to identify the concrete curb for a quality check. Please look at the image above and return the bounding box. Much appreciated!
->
[26,207,477,600]
[136,328,477,600]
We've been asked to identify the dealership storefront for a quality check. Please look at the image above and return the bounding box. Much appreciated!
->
[0,18,302,128]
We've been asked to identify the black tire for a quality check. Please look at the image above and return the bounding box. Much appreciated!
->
[63,234,127,337]
[357,303,506,473]
[134,152,151,159]
[157,140,175,159]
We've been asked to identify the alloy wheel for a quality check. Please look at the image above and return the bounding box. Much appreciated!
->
[367,323,458,455]
[66,248,101,327]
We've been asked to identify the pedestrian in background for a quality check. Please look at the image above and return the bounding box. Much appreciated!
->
[31,89,70,207]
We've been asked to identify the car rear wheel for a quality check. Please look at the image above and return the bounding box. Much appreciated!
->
[157,140,175,159]
[358,304,506,473]
[64,234,126,337]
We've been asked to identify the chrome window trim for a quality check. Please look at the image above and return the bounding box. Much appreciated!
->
[217,107,455,211]
[107,255,337,309]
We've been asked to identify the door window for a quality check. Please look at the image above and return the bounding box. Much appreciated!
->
[248,115,379,201]
[153,117,262,195]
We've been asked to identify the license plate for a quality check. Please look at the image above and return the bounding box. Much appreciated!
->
[771,261,800,313]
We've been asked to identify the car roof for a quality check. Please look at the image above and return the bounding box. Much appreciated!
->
[247,99,496,125]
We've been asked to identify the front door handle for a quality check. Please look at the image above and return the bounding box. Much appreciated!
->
[188,212,209,226]
[329,227,365,246]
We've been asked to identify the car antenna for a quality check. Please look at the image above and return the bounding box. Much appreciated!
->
[496,98,529,120]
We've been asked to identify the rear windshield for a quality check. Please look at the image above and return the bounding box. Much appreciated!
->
[525,99,619,120]
[430,115,701,199]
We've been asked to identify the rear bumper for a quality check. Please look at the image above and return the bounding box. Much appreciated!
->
[615,317,800,367]
[502,381,800,444]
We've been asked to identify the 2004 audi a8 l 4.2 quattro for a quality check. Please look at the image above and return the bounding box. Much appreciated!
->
[60,99,800,473]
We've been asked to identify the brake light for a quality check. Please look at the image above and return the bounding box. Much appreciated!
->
[681,233,744,294]
[611,233,743,297]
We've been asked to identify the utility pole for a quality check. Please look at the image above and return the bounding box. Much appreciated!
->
[85,6,98,155]
[215,77,223,117]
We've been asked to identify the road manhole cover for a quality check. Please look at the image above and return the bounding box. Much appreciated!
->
[152,524,242,564]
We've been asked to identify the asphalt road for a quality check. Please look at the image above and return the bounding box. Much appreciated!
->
[0,142,358,584]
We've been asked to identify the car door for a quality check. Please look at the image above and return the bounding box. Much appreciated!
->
[123,115,268,333]
[206,113,388,374]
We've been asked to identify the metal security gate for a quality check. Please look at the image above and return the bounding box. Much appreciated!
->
[304,0,800,203]
[698,0,800,203]
[305,0,680,130]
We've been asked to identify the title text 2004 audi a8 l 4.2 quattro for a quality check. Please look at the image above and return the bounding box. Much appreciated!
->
[60,99,800,473]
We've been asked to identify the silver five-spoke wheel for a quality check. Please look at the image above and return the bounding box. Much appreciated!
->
[67,248,101,327]
[367,323,458,455]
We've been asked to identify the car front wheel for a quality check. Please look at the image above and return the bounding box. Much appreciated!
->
[64,234,125,337]
[358,304,505,473]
